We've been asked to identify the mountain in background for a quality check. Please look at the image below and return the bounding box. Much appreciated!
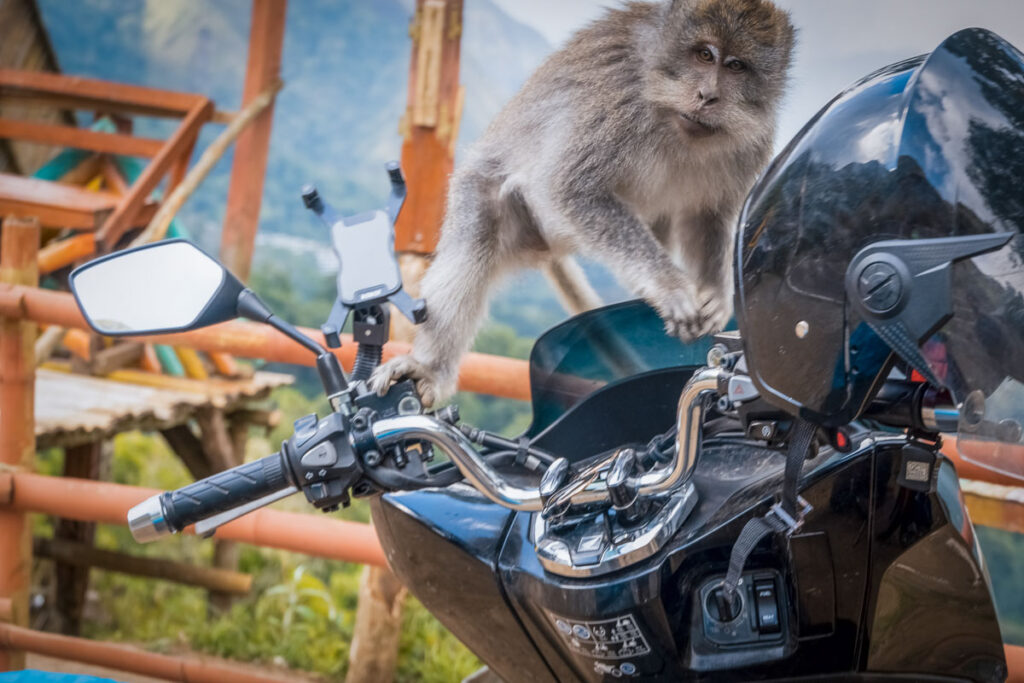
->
[36,0,626,339]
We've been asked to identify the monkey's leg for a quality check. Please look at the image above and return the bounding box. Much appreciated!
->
[567,194,714,340]
[543,256,603,315]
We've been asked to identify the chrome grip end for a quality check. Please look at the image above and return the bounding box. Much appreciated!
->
[127,494,172,543]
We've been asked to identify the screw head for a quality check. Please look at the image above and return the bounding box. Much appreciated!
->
[364,450,382,467]
[858,261,903,313]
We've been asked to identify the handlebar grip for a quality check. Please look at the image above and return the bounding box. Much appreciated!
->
[129,453,291,541]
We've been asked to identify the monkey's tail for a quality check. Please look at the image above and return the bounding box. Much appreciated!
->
[543,256,603,315]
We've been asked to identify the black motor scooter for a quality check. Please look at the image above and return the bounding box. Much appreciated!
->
[69,28,1024,682]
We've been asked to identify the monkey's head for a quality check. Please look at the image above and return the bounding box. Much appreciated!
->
[644,0,795,141]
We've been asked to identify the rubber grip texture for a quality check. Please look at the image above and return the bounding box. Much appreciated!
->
[160,453,289,532]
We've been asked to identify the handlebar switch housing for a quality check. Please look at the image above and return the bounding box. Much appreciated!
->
[283,412,363,512]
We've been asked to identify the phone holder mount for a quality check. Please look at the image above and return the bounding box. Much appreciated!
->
[302,161,427,351]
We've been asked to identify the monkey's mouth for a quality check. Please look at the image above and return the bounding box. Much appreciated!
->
[677,112,721,137]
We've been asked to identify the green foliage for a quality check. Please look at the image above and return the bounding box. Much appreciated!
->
[975,525,1024,645]
[64,390,480,680]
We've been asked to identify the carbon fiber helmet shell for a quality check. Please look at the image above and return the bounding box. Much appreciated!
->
[735,28,1024,426]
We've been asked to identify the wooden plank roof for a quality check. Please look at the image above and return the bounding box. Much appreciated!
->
[34,368,293,449]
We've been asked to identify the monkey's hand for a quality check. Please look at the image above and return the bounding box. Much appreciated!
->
[696,284,734,337]
[369,355,455,409]
[652,277,731,342]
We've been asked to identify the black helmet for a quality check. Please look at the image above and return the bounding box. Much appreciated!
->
[736,29,1024,476]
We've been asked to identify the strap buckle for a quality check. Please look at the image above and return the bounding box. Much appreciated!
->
[767,495,813,535]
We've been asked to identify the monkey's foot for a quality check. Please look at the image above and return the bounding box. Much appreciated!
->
[369,355,454,408]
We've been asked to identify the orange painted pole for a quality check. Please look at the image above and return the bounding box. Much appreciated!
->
[2,472,387,567]
[219,0,286,281]
[0,284,532,400]
[37,233,96,274]
[0,622,294,683]
[0,216,39,670]
[1007,644,1024,683]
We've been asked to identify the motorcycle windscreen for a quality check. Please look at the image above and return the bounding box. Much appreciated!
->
[933,236,1024,480]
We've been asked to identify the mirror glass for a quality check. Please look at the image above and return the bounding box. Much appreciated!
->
[71,241,229,335]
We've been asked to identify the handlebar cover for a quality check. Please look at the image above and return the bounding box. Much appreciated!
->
[159,452,292,533]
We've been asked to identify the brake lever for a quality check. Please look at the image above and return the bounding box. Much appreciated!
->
[194,486,299,538]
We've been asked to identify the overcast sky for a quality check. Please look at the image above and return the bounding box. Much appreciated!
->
[491,0,1024,148]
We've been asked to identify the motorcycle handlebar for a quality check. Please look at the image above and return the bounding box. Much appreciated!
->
[127,452,292,542]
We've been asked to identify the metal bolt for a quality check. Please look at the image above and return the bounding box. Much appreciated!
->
[352,414,368,431]
[397,395,422,416]
[318,468,328,477]
[304,472,314,481]
[364,450,382,467]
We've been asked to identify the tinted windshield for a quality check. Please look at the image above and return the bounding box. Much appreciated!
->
[525,300,726,436]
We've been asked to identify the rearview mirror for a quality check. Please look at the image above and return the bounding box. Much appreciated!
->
[70,239,244,336]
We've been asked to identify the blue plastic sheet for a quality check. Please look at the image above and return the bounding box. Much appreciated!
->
[0,672,123,683]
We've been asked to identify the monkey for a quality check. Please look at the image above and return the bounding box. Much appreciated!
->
[371,0,795,407]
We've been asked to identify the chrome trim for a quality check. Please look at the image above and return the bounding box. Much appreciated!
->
[127,494,172,543]
[533,482,698,578]
[372,367,722,513]
[372,415,544,511]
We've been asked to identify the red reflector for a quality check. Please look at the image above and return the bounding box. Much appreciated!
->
[836,431,848,449]
[910,370,927,382]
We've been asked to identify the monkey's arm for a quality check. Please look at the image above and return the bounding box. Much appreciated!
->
[563,191,722,340]
[369,172,505,406]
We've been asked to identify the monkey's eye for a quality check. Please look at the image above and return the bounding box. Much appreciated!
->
[726,60,747,73]
[696,48,715,64]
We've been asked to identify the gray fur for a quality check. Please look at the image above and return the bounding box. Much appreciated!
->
[372,0,795,406]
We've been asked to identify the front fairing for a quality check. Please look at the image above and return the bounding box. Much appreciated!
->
[525,300,726,436]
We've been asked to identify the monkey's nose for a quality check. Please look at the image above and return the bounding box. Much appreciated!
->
[698,89,719,107]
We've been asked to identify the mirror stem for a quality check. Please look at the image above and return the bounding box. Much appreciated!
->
[237,289,326,356]
[236,289,351,399]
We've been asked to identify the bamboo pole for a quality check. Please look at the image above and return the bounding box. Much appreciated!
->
[1,472,388,567]
[0,216,39,670]
[34,537,253,595]
[130,79,283,248]
[0,623,295,683]
[220,0,287,281]
[0,284,533,400]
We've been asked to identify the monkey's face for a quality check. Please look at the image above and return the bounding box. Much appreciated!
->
[645,0,795,141]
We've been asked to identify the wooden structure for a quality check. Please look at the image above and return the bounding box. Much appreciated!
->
[0,68,213,251]
[0,0,72,175]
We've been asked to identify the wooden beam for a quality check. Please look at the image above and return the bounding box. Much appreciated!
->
[394,0,464,255]
[219,0,287,281]
[0,173,158,230]
[54,442,103,635]
[96,98,213,248]
[0,216,39,670]
[34,538,253,595]
[0,68,205,118]
[0,118,163,158]
[160,425,213,481]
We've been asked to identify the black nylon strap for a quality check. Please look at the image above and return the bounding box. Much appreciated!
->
[721,419,817,606]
